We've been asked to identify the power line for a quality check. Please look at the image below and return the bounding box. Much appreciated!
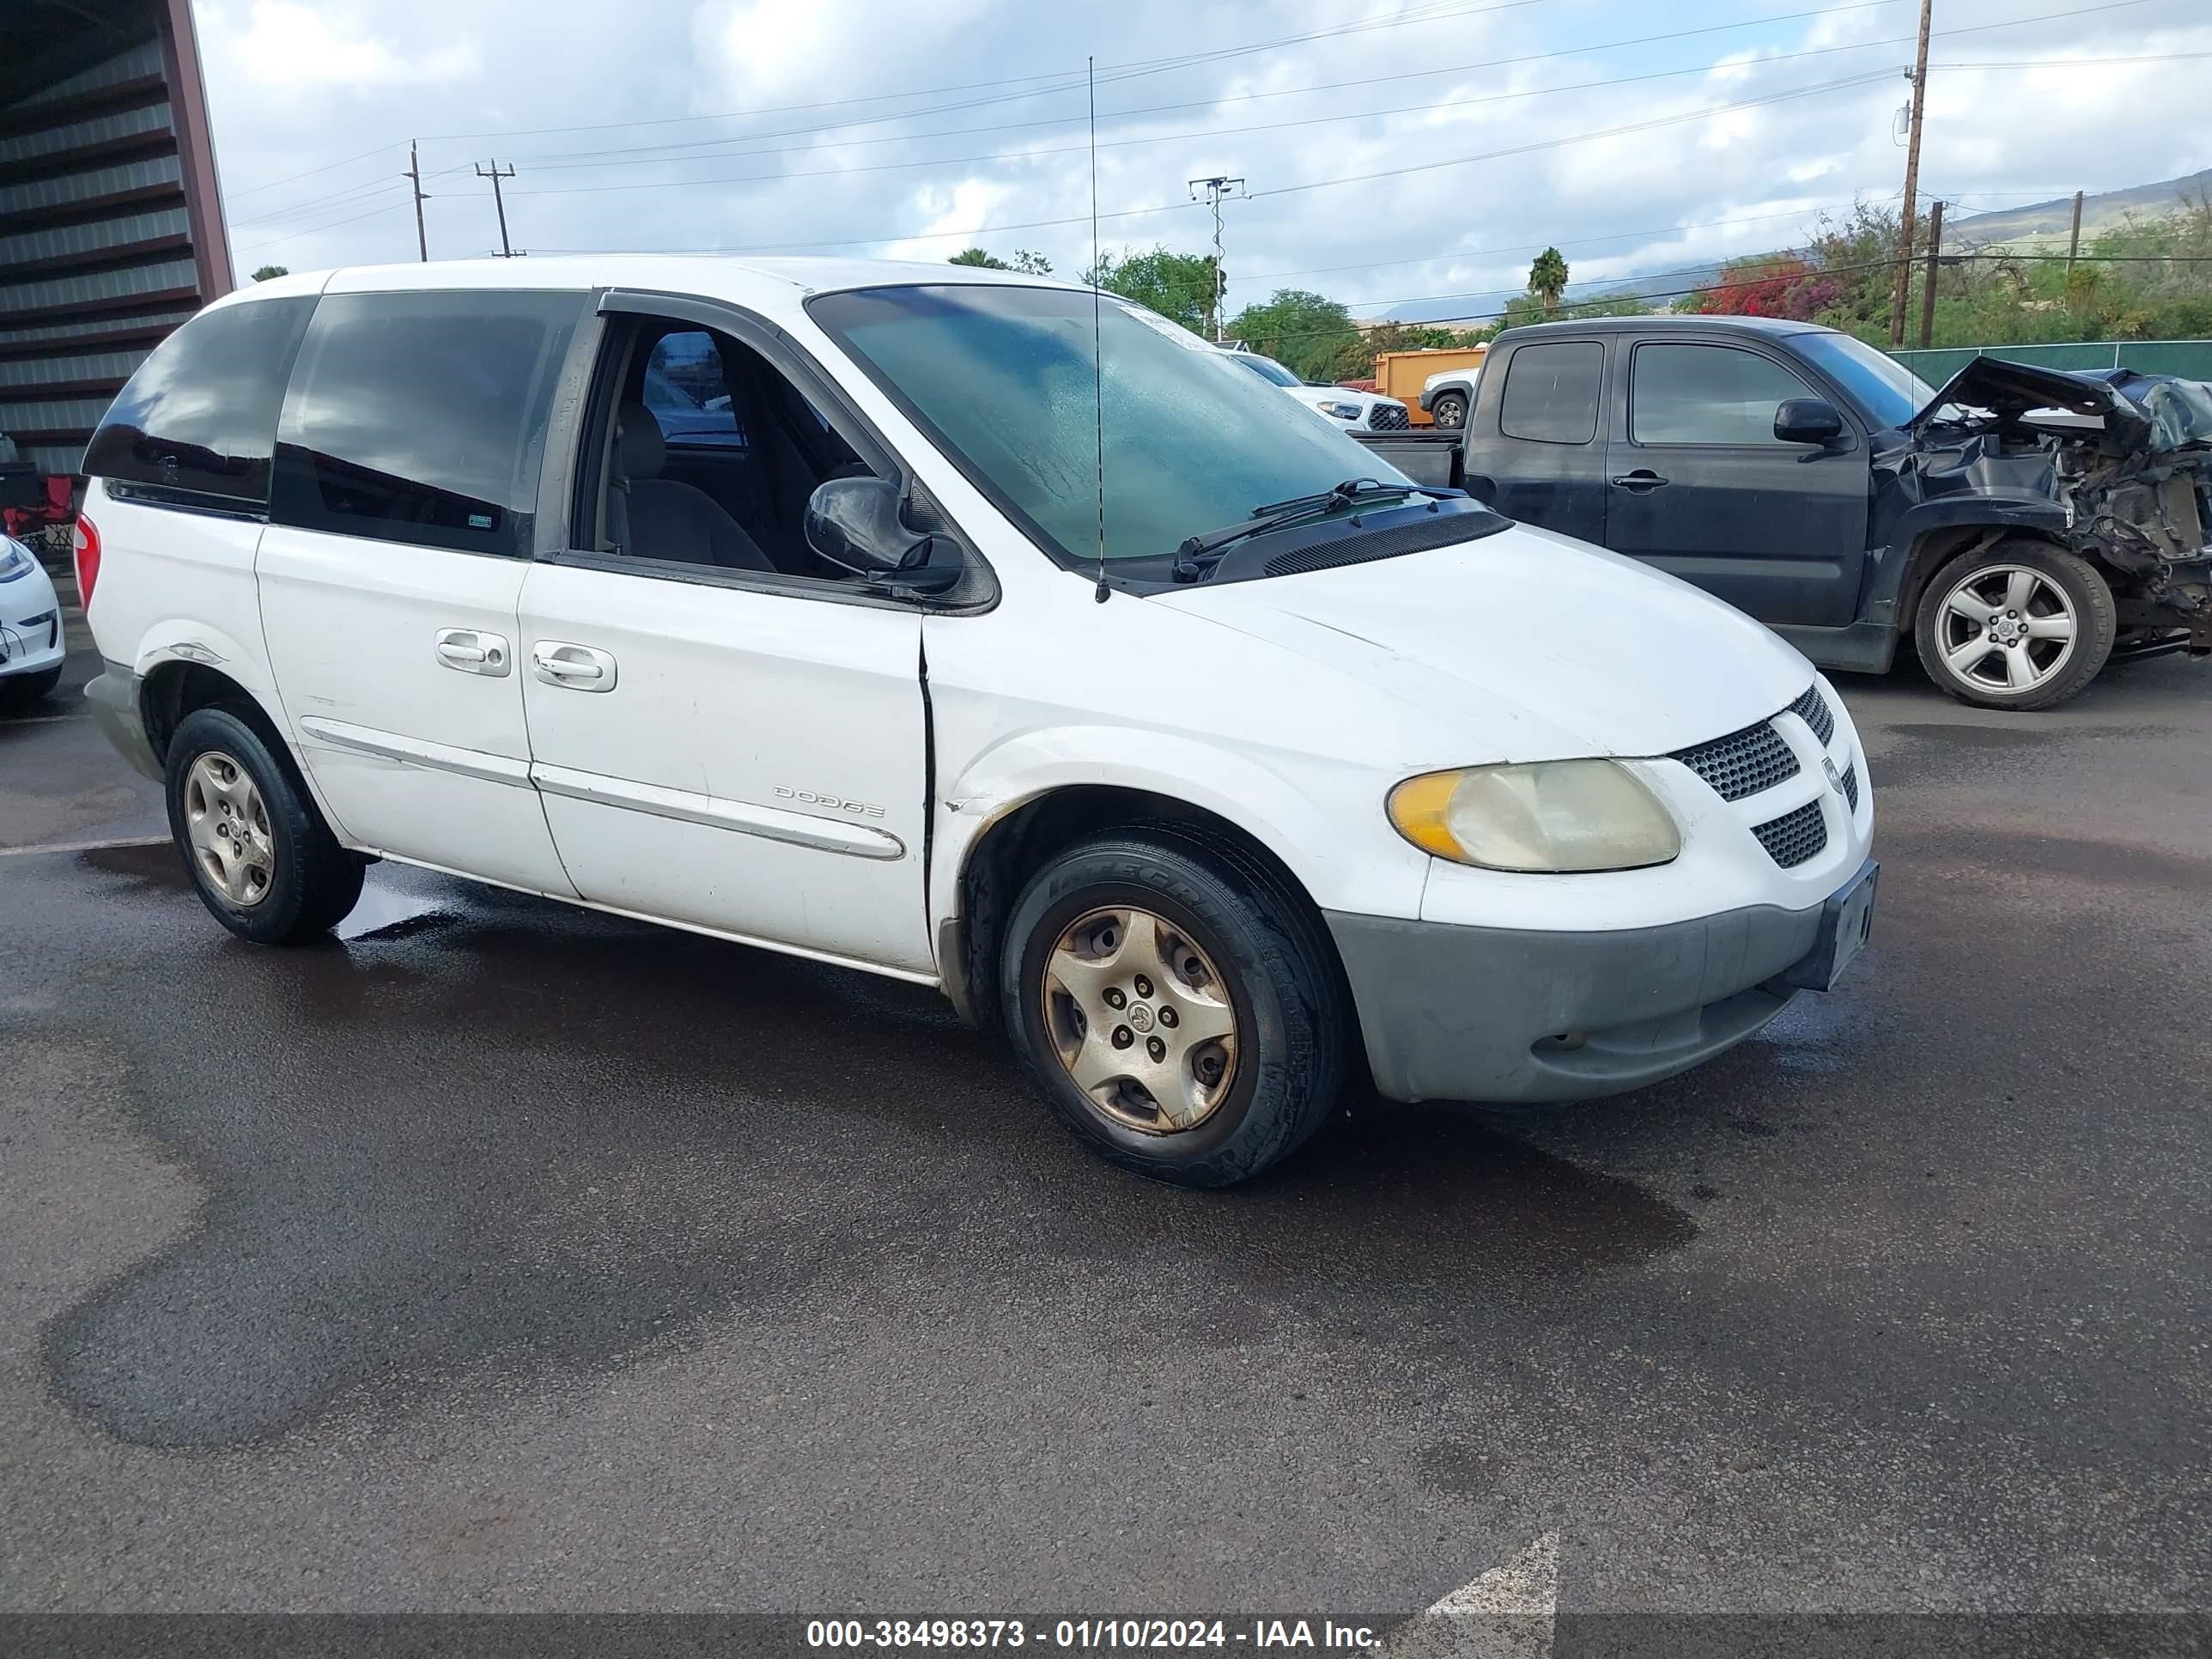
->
[505,0,2132,179]
[501,17,2154,205]
[419,0,1548,144]
[226,140,400,200]
[233,198,407,254]
[516,68,1892,249]
[504,0,1915,173]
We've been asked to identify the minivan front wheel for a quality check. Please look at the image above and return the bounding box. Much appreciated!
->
[1914,539,2115,710]
[1000,829,1346,1187]
[165,705,365,944]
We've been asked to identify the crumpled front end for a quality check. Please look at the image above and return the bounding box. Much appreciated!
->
[1906,358,2212,654]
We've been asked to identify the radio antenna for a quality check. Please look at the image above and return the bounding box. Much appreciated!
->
[1088,54,1109,605]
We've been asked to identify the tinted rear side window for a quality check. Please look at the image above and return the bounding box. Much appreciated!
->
[82,297,313,510]
[1499,341,1602,444]
[270,290,583,557]
[1631,343,1815,445]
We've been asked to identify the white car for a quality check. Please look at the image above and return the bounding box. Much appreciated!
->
[1,533,65,708]
[1218,347,1410,432]
[78,258,1876,1187]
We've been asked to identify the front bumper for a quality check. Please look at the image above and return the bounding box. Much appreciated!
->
[85,660,163,781]
[1328,874,1865,1105]
[0,608,64,678]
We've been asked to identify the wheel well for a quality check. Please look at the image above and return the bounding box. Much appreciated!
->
[139,662,284,767]
[1897,526,2063,635]
[945,785,1346,1036]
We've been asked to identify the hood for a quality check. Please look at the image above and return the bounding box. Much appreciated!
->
[1909,356,2152,447]
[1152,522,1812,763]
[2087,368,2212,453]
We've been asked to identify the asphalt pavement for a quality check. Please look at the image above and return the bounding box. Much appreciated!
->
[2,582,2207,1631]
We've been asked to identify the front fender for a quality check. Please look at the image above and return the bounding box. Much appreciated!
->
[933,724,1429,934]
[1866,495,2070,621]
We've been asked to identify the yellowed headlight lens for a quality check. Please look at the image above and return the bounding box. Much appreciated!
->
[1387,760,1680,872]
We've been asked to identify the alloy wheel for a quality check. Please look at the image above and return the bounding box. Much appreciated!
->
[183,750,276,908]
[1041,906,1239,1133]
[1935,564,2078,696]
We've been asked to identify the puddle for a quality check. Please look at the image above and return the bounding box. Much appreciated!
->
[77,841,189,891]
[334,881,458,942]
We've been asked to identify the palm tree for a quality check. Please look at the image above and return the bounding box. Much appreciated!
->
[1528,246,1569,315]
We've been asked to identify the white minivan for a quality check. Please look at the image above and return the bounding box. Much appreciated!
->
[79,258,1876,1186]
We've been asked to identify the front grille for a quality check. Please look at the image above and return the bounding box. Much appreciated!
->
[1790,681,1835,745]
[1840,761,1859,811]
[1753,799,1829,868]
[1670,720,1799,802]
[1367,402,1410,431]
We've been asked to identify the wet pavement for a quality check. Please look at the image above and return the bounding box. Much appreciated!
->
[2,595,2208,1617]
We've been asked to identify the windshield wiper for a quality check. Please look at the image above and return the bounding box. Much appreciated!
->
[1170,478,1455,582]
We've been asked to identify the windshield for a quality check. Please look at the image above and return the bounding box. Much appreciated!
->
[1790,330,1936,429]
[1230,352,1304,388]
[808,284,1408,568]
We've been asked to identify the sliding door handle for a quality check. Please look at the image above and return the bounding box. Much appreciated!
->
[532,641,618,692]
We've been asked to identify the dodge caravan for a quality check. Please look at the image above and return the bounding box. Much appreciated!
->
[79,258,1877,1186]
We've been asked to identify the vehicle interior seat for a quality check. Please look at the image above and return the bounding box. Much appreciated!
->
[611,400,774,572]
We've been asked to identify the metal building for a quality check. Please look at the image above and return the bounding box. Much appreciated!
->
[2,0,232,483]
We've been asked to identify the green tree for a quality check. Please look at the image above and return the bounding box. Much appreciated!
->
[1527,246,1570,314]
[1082,246,1219,336]
[947,246,1053,274]
[1227,289,1363,382]
[250,264,289,282]
[1495,291,1650,333]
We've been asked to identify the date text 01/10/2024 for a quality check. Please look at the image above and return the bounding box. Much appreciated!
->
[803,1619,1381,1649]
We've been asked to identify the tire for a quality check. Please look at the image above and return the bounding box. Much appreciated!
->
[164,704,365,944]
[999,824,1348,1188]
[0,665,63,710]
[1431,392,1468,429]
[1912,538,2116,711]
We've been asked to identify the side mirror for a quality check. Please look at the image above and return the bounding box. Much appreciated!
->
[1774,398,1844,445]
[804,475,963,595]
[805,476,925,576]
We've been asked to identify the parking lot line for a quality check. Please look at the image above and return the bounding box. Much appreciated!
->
[0,833,169,859]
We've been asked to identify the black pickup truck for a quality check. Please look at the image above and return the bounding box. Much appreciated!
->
[1355,315,2212,709]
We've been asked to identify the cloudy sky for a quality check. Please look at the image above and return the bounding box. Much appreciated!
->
[206,0,2212,325]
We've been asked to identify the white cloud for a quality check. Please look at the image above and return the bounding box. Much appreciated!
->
[200,0,2212,317]
[204,0,479,92]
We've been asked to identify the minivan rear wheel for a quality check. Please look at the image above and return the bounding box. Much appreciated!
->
[1913,538,2115,711]
[165,705,365,944]
[1000,827,1346,1187]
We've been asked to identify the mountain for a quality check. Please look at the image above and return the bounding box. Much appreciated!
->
[1944,169,2212,248]
[1377,169,2211,325]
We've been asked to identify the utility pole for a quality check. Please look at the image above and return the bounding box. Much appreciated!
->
[475,160,516,258]
[1917,199,1942,350]
[1887,0,1934,345]
[2065,188,2085,295]
[404,139,428,261]
[1187,174,1247,342]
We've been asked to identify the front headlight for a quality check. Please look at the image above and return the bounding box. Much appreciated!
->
[1319,401,1362,422]
[1388,760,1680,872]
[0,538,32,582]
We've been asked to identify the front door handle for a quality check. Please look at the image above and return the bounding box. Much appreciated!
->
[1610,470,1670,491]
[532,641,618,692]
[435,628,510,676]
